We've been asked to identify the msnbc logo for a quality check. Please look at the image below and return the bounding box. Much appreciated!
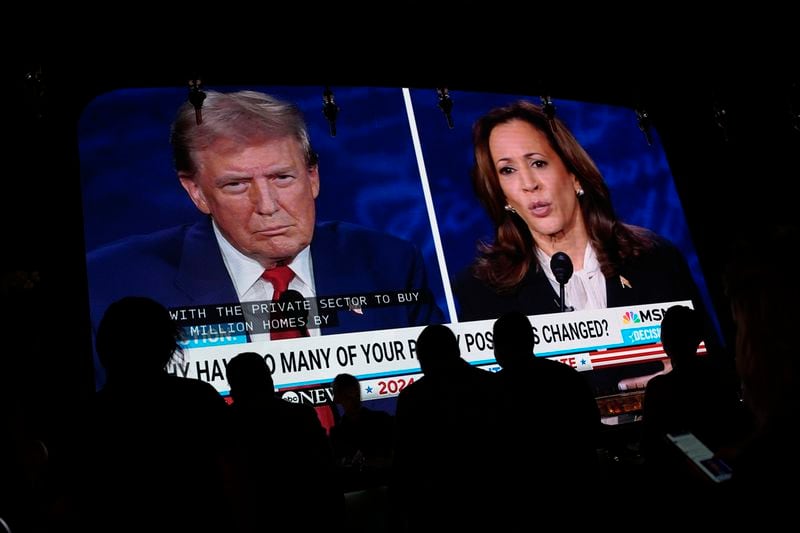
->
[622,311,641,325]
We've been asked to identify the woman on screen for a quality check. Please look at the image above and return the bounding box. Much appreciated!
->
[452,101,705,393]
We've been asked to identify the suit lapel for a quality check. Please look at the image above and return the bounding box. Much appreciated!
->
[310,223,354,297]
[174,217,239,306]
[520,267,563,314]
[310,223,387,333]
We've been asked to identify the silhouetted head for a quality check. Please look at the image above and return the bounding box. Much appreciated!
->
[493,311,535,369]
[95,296,181,380]
[660,305,702,368]
[226,352,275,404]
[416,324,461,376]
[332,373,361,413]
[724,225,800,426]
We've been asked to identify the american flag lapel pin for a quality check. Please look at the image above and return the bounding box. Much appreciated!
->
[620,275,632,289]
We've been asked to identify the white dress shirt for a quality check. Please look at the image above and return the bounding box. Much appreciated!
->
[213,221,321,337]
[536,243,607,311]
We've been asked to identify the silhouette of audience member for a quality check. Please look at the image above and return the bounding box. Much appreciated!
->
[724,226,800,515]
[392,325,504,531]
[642,305,743,487]
[225,352,344,532]
[0,400,50,533]
[76,296,230,533]
[492,311,601,520]
[330,373,394,487]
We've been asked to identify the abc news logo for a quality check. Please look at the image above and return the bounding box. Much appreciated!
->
[280,386,334,406]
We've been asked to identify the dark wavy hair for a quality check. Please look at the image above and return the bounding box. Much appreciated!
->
[470,100,655,291]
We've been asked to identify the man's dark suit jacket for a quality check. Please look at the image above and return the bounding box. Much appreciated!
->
[87,217,444,380]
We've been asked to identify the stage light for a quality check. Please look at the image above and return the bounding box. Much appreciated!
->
[436,87,454,129]
[188,79,206,125]
[322,86,339,137]
[636,107,653,147]
[23,65,46,121]
[540,94,557,132]
[713,100,729,143]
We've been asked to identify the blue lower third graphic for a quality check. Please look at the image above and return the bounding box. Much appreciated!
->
[180,324,249,348]
[622,326,661,345]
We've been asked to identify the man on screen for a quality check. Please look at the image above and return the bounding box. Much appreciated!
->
[86,90,443,353]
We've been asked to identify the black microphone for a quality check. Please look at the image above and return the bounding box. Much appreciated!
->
[550,252,573,312]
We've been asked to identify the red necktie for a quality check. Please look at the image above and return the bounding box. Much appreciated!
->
[262,265,309,340]
[262,267,330,431]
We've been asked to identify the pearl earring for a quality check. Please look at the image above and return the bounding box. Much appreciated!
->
[504,204,517,214]
[576,188,585,198]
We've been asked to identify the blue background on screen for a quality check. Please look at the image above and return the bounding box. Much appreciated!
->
[79,86,448,319]
[408,89,715,324]
[79,86,715,333]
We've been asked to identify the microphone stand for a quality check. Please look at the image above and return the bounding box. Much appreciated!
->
[550,251,574,313]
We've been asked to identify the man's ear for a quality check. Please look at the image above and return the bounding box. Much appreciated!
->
[309,165,320,199]
[179,173,211,215]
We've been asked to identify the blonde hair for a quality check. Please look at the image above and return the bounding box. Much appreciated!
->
[170,90,317,176]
